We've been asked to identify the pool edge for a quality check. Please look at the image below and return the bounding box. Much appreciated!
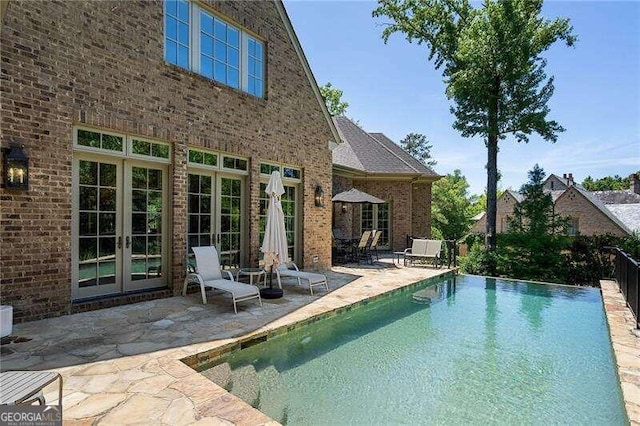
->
[600,279,640,425]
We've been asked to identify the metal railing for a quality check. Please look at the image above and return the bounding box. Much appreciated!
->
[612,247,639,329]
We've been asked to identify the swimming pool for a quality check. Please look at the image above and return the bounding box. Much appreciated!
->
[201,274,627,425]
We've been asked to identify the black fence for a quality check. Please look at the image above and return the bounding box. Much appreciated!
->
[612,247,639,329]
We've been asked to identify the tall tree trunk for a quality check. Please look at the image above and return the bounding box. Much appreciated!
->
[485,79,500,275]
[485,135,498,251]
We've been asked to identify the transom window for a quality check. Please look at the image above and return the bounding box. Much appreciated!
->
[75,128,171,162]
[260,163,301,182]
[189,148,248,174]
[164,0,266,98]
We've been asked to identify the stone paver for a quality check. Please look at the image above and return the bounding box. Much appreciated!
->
[3,265,634,424]
[0,258,449,424]
[601,280,640,425]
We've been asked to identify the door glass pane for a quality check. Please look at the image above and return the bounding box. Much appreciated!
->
[361,203,374,233]
[187,173,215,266]
[78,160,117,289]
[130,166,163,281]
[219,177,242,269]
[377,203,390,247]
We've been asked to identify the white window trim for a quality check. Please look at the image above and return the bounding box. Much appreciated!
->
[166,1,265,97]
[74,127,171,164]
[188,148,249,176]
[259,162,302,183]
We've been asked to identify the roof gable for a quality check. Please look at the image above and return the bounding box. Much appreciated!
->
[558,186,632,234]
[332,116,439,177]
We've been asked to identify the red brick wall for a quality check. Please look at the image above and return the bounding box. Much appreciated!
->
[471,192,518,233]
[554,187,628,237]
[1,0,333,321]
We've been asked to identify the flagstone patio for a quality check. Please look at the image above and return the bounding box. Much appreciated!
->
[1,260,638,425]
[1,258,452,425]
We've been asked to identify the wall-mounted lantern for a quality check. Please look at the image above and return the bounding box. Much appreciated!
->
[314,185,324,207]
[341,203,347,213]
[3,145,29,190]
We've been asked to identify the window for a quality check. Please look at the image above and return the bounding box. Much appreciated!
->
[567,217,579,236]
[164,0,190,68]
[361,202,390,248]
[164,0,265,98]
[260,163,301,182]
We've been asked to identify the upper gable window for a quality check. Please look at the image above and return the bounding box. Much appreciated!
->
[164,0,265,98]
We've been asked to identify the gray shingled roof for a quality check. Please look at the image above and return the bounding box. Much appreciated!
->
[592,190,640,205]
[605,204,640,233]
[332,116,439,177]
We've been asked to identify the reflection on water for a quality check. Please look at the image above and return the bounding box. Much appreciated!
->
[201,275,626,425]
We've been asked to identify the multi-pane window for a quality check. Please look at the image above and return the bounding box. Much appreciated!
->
[361,202,390,248]
[200,12,240,88]
[164,0,190,68]
[247,37,263,97]
[164,0,265,98]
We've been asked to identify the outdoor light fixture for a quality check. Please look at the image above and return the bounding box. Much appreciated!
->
[3,144,29,190]
[341,203,347,213]
[314,185,324,207]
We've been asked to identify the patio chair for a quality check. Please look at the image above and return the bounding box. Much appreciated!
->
[356,230,372,263]
[403,239,443,268]
[367,230,382,262]
[275,262,329,295]
[182,246,262,313]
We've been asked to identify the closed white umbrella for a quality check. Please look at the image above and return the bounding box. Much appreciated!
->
[261,171,289,298]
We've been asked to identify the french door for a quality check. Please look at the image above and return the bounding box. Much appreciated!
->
[73,156,168,299]
[361,202,391,249]
[187,172,244,269]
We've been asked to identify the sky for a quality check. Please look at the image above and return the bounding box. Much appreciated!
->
[284,0,640,195]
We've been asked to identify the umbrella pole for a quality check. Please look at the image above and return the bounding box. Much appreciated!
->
[260,262,283,299]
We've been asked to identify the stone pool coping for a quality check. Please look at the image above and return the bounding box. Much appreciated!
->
[2,261,450,424]
[600,279,640,425]
[2,270,635,424]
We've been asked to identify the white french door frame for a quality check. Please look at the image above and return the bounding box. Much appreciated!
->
[186,169,246,269]
[72,154,169,300]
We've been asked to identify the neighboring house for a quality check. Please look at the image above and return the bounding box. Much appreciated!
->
[331,116,441,251]
[1,0,340,321]
[471,173,640,237]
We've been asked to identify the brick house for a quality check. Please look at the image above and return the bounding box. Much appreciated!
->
[1,0,340,321]
[471,173,639,236]
[331,116,441,251]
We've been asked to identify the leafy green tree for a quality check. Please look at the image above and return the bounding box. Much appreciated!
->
[503,164,568,281]
[431,170,473,239]
[373,0,576,269]
[319,82,349,116]
[582,173,637,191]
[400,133,437,166]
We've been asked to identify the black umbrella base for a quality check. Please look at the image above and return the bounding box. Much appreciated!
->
[260,287,284,299]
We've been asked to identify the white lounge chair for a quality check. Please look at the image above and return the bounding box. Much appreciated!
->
[182,246,262,313]
[403,239,443,268]
[275,263,329,295]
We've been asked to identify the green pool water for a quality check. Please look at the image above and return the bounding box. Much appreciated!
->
[204,274,627,425]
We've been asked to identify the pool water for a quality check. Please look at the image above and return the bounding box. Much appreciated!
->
[204,275,627,425]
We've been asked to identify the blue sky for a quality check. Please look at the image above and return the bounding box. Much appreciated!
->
[284,0,640,195]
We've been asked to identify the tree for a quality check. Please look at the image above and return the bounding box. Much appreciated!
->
[400,133,437,166]
[504,164,567,281]
[431,170,474,240]
[319,82,349,116]
[509,164,565,235]
[582,173,637,191]
[373,0,576,271]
